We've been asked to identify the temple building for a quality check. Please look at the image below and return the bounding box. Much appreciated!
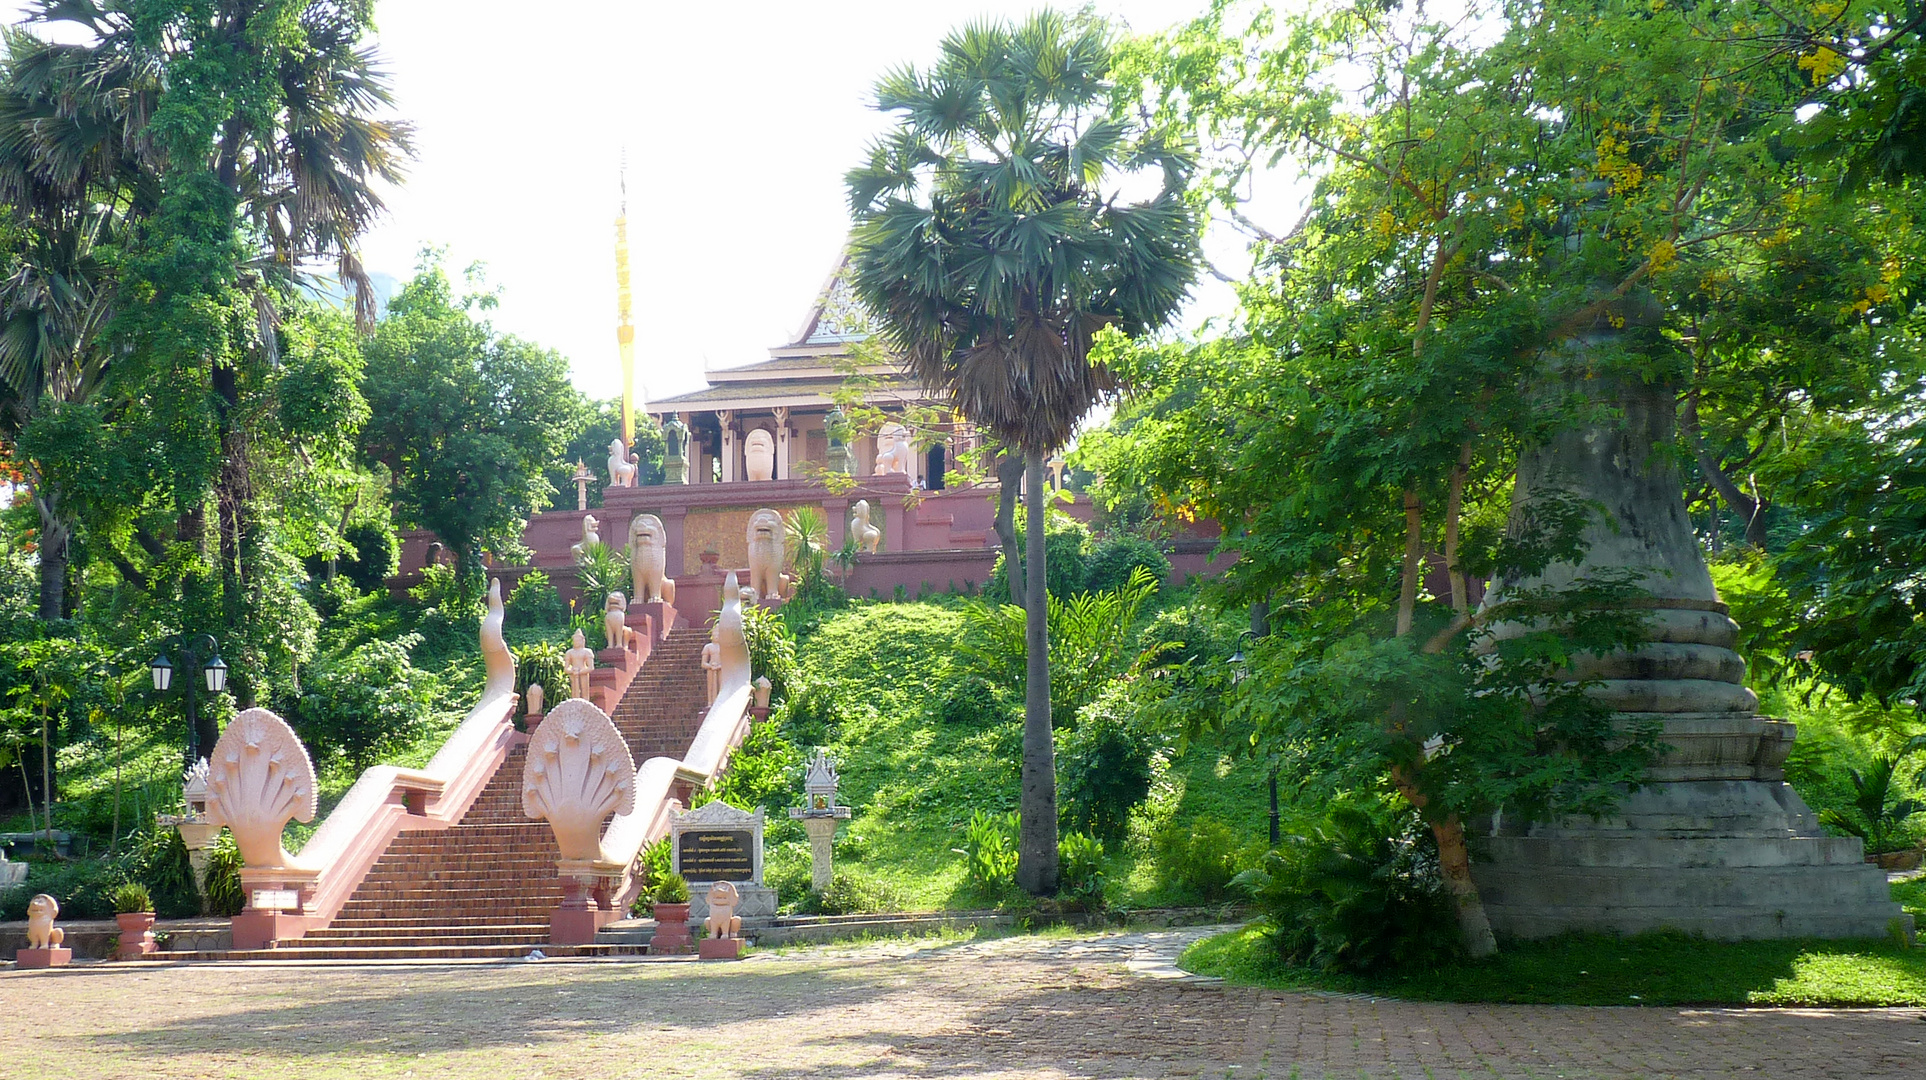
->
[649,261,975,491]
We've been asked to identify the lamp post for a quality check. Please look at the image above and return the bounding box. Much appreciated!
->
[150,634,228,767]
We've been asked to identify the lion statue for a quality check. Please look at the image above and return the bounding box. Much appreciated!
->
[628,514,675,605]
[873,423,912,476]
[705,880,743,940]
[603,592,632,650]
[743,428,776,482]
[26,893,63,950]
[850,499,882,554]
[745,508,785,601]
[607,437,638,487]
[570,514,601,563]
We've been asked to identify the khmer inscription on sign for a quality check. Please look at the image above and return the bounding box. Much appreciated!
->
[677,829,755,881]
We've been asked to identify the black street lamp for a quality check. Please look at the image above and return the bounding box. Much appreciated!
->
[150,634,227,766]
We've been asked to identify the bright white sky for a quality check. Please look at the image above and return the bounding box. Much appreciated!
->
[2,0,1279,403]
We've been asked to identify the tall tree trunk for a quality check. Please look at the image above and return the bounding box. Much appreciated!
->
[1015,452,1059,896]
[32,490,70,621]
[1392,767,1497,959]
[1396,490,1423,636]
[994,449,1026,610]
[1445,442,1472,613]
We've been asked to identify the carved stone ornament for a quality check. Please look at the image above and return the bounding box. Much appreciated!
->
[746,508,785,601]
[204,707,319,869]
[849,499,882,554]
[629,513,676,604]
[874,423,912,476]
[754,675,772,710]
[706,880,743,940]
[701,641,723,705]
[564,629,596,700]
[743,428,776,482]
[526,683,545,717]
[603,591,630,650]
[607,437,638,487]
[482,577,516,700]
[522,698,637,862]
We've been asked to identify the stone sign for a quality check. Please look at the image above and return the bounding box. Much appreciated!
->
[669,801,774,923]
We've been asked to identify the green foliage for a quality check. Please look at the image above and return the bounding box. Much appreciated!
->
[1057,831,1105,904]
[548,399,665,507]
[339,522,400,594]
[1816,737,1926,854]
[985,511,1091,603]
[785,506,829,584]
[962,565,1167,722]
[361,254,586,579]
[1233,799,1460,975]
[505,571,567,628]
[629,837,674,917]
[572,542,629,606]
[1058,682,1158,843]
[295,634,438,770]
[959,810,1018,891]
[1082,534,1170,595]
[804,870,904,916]
[110,880,152,914]
[202,829,244,917]
[653,872,689,905]
[740,603,798,705]
[513,639,566,708]
[706,719,803,813]
[1152,817,1246,903]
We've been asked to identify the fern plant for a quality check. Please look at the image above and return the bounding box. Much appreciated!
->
[956,810,1018,890]
[1819,735,1926,854]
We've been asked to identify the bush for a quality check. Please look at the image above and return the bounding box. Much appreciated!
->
[808,870,902,915]
[341,521,400,593]
[111,881,153,913]
[959,810,1019,891]
[514,639,567,708]
[1084,535,1170,594]
[1234,799,1460,975]
[741,605,798,704]
[935,674,1018,727]
[654,872,690,905]
[1153,818,1245,902]
[1058,832,1105,905]
[203,830,245,917]
[986,511,1091,602]
[1059,683,1157,843]
[120,826,200,919]
[296,634,438,769]
[506,570,567,627]
[574,541,630,605]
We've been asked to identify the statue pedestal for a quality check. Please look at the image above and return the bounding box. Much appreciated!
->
[15,947,69,968]
[802,817,839,892]
[698,937,742,960]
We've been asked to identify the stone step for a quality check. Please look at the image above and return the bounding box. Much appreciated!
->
[147,943,647,962]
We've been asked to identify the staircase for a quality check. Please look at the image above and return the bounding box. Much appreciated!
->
[160,624,716,962]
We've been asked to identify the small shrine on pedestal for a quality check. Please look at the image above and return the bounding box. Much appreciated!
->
[158,758,224,907]
[789,750,852,892]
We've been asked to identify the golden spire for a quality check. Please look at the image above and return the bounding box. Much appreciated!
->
[615,156,637,447]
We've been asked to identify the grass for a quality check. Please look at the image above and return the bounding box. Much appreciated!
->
[1180,878,1926,1007]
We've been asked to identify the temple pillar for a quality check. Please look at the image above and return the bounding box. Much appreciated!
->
[773,406,791,481]
[825,494,850,552]
[883,494,907,556]
[718,410,737,483]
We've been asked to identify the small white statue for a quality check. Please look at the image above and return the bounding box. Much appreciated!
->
[705,879,743,940]
[743,428,776,482]
[873,423,912,476]
[754,676,772,711]
[603,591,630,650]
[525,683,545,717]
[849,499,882,554]
[564,629,597,700]
[701,641,722,704]
[746,508,785,601]
[628,514,676,605]
[25,894,63,950]
[607,437,638,487]
[738,585,760,605]
[570,514,601,563]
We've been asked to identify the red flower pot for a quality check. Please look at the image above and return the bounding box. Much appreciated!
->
[650,903,692,954]
[116,911,157,960]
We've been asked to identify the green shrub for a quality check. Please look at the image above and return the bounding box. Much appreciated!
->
[1084,535,1170,594]
[1153,818,1245,902]
[111,881,153,913]
[296,634,438,769]
[706,720,802,813]
[1233,800,1460,975]
[573,542,630,605]
[1058,832,1105,904]
[986,511,1091,602]
[654,872,690,905]
[120,826,200,919]
[809,870,902,915]
[513,639,567,707]
[959,810,1018,891]
[506,570,567,627]
[741,604,798,704]
[1059,683,1157,843]
[341,522,400,593]
[935,674,1017,727]
[203,830,245,917]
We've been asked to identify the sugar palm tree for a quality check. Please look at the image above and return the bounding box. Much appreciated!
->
[846,12,1198,893]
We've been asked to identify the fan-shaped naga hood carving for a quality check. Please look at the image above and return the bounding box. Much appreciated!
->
[522,699,637,862]
[204,708,318,869]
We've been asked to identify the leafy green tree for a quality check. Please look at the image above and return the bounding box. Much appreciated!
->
[361,255,585,581]
[547,397,665,506]
[846,12,1200,893]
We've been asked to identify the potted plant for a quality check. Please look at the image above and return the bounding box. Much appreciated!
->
[112,882,158,960]
[649,873,693,955]
[698,545,721,572]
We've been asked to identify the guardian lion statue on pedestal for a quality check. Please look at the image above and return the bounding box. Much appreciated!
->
[26,894,63,949]
[745,508,785,601]
[628,514,675,605]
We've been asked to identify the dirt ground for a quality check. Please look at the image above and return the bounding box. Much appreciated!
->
[3,927,1922,1079]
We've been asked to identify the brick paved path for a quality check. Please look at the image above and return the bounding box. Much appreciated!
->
[3,927,1921,1079]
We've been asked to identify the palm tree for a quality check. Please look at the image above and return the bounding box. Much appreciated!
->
[846,12,1199,893]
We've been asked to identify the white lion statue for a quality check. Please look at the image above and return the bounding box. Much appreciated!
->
[745,508,785,601]
[628,513,675,605]
[850,499,882,554]
[26,893,62,949]
[570,514,600,563]
[706,880,743,940]
[743,428,776,482]
[607,437,638,487]
[873,423,912,476]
